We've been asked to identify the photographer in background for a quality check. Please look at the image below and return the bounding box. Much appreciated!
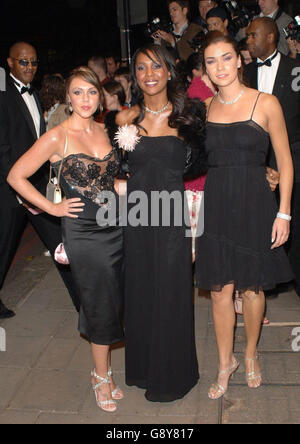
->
[153,0,203,61]
[206,6,230,36]
[287,38,300,60]
[195,0,218,27]
[259,0,293,55]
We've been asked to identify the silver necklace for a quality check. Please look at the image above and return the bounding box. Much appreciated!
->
[145,101,170,115]
[217,88,246,105]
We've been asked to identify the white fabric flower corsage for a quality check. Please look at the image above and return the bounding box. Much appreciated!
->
[114,125,141,152]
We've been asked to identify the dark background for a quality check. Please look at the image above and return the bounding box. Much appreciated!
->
[0,0,298,80]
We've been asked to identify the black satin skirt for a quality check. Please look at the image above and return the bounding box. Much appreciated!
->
[61,198,124,345]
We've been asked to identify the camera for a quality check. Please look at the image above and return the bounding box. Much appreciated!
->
[283,16,300,43]
[220,0,260,36]
[145,17,173,38]
[188,30,208,52]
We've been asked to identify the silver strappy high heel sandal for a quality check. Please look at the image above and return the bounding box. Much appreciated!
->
[208,357,240,400]
[245,355,262,388]
[91,369,117,412]
[107,367,124,400]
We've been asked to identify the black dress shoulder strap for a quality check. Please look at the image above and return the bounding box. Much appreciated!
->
[206,95,216,121]
[250,92,262,121]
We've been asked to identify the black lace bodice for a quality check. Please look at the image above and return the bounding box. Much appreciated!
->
[52,149,119,205]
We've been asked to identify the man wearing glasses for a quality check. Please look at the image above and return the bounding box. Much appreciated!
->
[0,42,80,318]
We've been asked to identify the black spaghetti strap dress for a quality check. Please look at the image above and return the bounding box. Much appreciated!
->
[195,93,293,292]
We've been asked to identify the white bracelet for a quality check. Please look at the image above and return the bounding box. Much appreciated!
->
[276,212,292,221]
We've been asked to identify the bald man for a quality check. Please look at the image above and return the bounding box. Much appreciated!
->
[0,42,80,316]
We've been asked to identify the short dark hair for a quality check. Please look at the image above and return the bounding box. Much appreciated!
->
[114,67,132,83]
[88,55,107,74]
[105,54,121,65]
[252,17,280,47]
[103,80,126,107]
[167,0,190,13]
[206,7,228,22]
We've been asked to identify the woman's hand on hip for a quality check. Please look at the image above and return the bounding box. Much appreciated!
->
[50,198,85,218]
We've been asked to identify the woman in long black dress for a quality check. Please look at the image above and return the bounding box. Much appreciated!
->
[8,67,124,413]
[114,44,207,402]
[195,32,294,399]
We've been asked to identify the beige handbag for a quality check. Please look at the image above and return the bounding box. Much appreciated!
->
[46,131,68,204]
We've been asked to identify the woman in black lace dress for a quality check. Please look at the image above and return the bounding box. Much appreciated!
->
[8,67,124,413]
[195,32,294,399]
[113,44,207,402]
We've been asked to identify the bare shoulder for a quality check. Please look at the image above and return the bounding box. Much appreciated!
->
[46,123,67,142]
[38,123,69,155]
[257,92,282,115]
[116,105,140,126]
[259,92,280,106]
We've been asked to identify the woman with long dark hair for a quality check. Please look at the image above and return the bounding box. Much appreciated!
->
[40,75,68,130]
[112,43,207,402]
[195,32,294,399]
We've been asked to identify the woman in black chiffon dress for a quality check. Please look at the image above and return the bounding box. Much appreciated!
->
[113,44,207,402]
[194,33,294,400]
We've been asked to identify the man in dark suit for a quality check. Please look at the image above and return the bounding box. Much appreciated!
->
[246,17,300,297]
[0,42,80,316]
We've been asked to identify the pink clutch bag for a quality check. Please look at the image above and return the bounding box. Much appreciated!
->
[27,207,44,215]
[54,243,70,265]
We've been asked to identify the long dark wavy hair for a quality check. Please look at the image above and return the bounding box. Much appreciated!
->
[131,43,206,143]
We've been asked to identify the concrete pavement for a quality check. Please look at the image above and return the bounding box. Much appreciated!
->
[0,248,300,424]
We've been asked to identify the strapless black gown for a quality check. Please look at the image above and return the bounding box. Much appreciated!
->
[124,136,199,402]
[195,119,293,292]
[52,149,124,345]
